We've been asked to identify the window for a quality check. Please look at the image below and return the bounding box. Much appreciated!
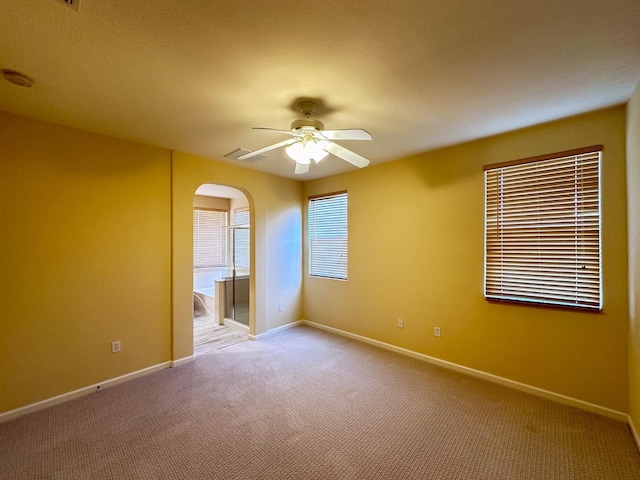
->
[232,208,250,269]
[308,191,348,280]
[193,208,228,269]
[484,146,602,310]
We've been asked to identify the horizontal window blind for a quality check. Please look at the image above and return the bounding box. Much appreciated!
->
[233,209,250,269]
[308,192,348,280]
[193,208,228,269]
[484,147,601,310]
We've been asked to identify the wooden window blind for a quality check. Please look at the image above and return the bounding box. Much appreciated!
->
[484,146,602,310]
[308,191,348,280]
[233,209,250,269]
[193,208,228,269]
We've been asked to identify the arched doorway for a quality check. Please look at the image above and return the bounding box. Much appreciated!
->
[192,184,251,354]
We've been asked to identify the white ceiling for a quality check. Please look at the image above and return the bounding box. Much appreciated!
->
[1,0,639,180]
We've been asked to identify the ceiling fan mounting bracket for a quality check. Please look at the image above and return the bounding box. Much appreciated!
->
[297,100,318,117]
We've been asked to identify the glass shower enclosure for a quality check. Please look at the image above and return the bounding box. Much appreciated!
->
[224,214,250,326]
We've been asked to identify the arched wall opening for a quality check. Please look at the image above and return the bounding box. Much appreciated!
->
[170,150,303,365]
[192,184,252,353]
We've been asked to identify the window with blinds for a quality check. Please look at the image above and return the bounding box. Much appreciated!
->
[193,208,228,269]
[233,208,250,269]
[308,191,348,280]
[484,146,602,310]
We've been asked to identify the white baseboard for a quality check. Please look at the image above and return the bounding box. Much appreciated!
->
[0,361,171,424]
[302,320,628,423]
[223,318,250,336]
[3,322,632,437]
[171,355,195,368]
[629,415,640,451]
[249,320,303,341]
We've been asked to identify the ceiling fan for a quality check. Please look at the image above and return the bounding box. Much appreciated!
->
[238,100,373,175]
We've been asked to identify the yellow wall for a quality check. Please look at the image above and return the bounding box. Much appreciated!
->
[0,102,634,418]
[303,107,629,412]
[193,194,230,210]
[171,152,303,360]
[0,111,172,412]
[0,111,303,414]
[628,82,640,433]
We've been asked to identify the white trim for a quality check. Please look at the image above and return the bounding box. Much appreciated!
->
[249,320,304,341]
[223,317,250,336]
[629,415,640,452]
[302,320,627,422]
[171,355,195,368]
[0,361,171,424]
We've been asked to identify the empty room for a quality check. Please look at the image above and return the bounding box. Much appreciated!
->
[2,1,640,478]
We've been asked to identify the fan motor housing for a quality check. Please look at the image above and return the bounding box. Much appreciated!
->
[290,118,324,131]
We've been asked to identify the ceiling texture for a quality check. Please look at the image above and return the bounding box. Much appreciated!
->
[1,0,639,180]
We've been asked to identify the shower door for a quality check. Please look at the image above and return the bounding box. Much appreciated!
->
[224,210,250,325]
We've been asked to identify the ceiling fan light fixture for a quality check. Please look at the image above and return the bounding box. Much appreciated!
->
[285,138,329,164]
[237,99,372,173]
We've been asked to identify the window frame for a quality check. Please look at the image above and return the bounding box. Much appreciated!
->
[483,145,602,311]
[232,208,250,270]
[308,191,348,281]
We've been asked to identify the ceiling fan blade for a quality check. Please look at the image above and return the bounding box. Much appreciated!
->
[294,162,310,175]
[237,138,297,160]
[323,141,370,168]
[320,129,372,141]
[252,127,294,135]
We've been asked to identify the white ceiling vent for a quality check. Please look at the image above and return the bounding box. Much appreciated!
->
[53,0,79,11]
[224,148,266,162]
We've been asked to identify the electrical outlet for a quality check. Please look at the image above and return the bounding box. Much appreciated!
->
[397,318,404,328]
[111,340,121,353]
[434,327,441,337]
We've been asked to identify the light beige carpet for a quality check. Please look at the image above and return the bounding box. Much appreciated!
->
[1,325,639,479]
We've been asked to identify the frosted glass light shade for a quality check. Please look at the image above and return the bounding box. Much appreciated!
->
[285,139,329,164]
